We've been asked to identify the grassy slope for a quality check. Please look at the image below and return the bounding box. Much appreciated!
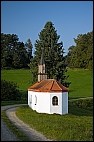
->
[1,68,93,99]
[1,69,32,91]
[16,105,93,141]
[67,68,93,99]
[1,69,93,141]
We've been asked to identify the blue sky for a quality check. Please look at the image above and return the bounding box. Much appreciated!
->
[1,1,93,55]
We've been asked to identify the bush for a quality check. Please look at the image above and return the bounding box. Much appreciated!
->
[70,98,93,110]
[1,80,21,101]
[20,90,28,103]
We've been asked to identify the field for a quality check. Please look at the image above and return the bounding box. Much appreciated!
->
[1,69,93,141]
[1,68,93,99]
[16,104,93,141]
[1,69,32,91]
[67,68,93,99]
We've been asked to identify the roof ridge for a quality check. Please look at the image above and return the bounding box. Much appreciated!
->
[57,81,69,91]
[57,80,68,90]
[38,80,52,91]
[28,79,68,92]
[50,80,55,90]
[55,80,63,90]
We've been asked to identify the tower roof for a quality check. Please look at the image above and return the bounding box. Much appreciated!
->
[39,48,45,65]
[28,79,68,92]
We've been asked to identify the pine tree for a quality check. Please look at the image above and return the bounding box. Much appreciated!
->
[25,38,33,60]
[29,21,70,87]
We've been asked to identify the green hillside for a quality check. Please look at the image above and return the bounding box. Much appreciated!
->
[1,69,32,91]
[1,69,93,99]
[67,68,93,99]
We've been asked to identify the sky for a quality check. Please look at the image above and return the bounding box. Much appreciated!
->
[1,1,93,55]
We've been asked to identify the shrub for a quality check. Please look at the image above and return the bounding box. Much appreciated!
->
[20,90,28,103]
[1,80,21,101]
[70,98,93,110]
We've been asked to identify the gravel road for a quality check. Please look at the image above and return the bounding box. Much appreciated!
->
[1,104,53,141]
[1,105,22,141]
[1,118,20,141]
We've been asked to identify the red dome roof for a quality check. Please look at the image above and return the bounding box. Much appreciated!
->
[28,79,68,92]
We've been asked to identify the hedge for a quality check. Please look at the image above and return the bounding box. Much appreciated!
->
[1,80,21,101]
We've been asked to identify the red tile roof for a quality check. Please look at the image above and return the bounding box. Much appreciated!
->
[28,79,68,92]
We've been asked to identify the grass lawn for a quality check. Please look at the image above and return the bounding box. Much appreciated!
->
[1,69,93,141]
[1,68,93,99]
[67,68,93,99]
[1,69,32,91]
[16,104,93,141]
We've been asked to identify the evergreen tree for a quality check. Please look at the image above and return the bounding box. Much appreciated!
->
[65,31,93,69]
[12,42,29,68]
[25,38,33,60]
[1,33,29,69]
[29,21,70,87]
[1,33,19,68]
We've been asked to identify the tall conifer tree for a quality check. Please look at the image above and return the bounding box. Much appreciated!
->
[29,21,70,87]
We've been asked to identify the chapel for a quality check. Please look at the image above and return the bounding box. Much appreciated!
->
[28,49,68,115]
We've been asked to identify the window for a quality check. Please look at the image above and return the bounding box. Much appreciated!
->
[52,96,58,105]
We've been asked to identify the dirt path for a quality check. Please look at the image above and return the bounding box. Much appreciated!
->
[1,104,52,141]
[1,105,22,141]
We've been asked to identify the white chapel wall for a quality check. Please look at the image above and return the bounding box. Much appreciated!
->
[28,91,68,115]
[50,92,63,115]
[28,91,51,113]
[36,92,50,113]
[62,92,68,114]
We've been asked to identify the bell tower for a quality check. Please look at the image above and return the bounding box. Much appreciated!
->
[38,48,47,82]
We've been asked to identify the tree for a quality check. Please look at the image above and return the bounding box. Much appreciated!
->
[1,33,30,69]
[12,42,29,68]
[29,21,70,87]
[65,45,76,68]
[65,31,93,69]
[25,38,33,60]
[1,33,19,68]
[1,80,21,101]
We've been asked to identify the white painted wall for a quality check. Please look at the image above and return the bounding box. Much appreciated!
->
[36,92,50,113]
[62,92,68,114]
[28,91,68,115]
[50,92,63,115]
[28,91,51,114]
[28,91,32,107]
